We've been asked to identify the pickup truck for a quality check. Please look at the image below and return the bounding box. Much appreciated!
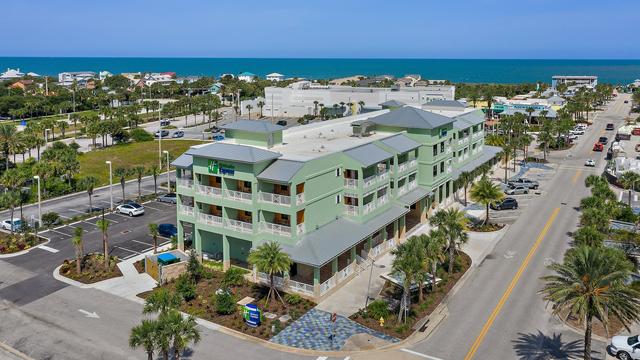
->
[507,177,539,190]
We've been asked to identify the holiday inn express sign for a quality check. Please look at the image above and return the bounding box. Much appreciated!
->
[208,159,235,175]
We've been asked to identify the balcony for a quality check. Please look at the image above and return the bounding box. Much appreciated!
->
[377,194,389,207]
[472,131,483,140]
[397,184,409,196]
[258,192,291,206]
[198,213,223,227]
[260,222,292,237]
[177,204,194,217]
[195,184,222,198]
[344,178,358,189]
[296,193,305,206]
[177,179,193,189]
[363,202,376,215]
[296,223,305,235]
[363,171,389,189]
[408,180,418,190]
[397,159,417,175]
[344,204,358,216]
[226,218,253,233]
[225,189,252,203]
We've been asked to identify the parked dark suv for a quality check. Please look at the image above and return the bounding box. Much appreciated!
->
[491,197,519,210]
[599,136,608,145]
[606,123,615,131]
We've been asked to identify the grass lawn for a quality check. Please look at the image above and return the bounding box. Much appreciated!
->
[78,139,206,186]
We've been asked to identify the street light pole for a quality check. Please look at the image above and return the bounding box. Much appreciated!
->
[33,175,41,228]
[363,258,385,312]
[106,160,113,210]
[163,150,170,193]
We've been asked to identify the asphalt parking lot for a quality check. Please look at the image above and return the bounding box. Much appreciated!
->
[38,200,177,261]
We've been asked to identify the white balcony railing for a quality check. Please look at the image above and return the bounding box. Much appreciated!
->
[177,204,194,217]
[377,194,389,207]
[397,162,409,173]
[344,178,358,189]
[447,167,453,174]
[198,213,223,227]
[472,131,483,140]
[363,202,376,215]
[225,189,252,203]
[177,179,193,189]
[260,222,292,237]
[225,219,253,233]
[257,272,315,296]
[296,193,305,205]
[363,171,389,188]
[408,180,418,190]
[408,159,418,168]
[397,184,409,196]
[344,204,358,216]
[195,184,222,198]
[258,192,291,206]
[296,223,305,235]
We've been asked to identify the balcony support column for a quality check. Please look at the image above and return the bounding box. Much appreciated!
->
[194,227,202,257]
[222,234,230,271]
[177,221,185,251]
[313,266,321,298]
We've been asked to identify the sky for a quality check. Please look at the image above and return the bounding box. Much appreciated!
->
[3,0,639,59]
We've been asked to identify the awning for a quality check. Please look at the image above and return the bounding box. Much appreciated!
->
[396,187,431,206]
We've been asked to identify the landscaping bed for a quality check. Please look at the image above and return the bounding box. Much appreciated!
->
[60,253,122,284]
[468,223,505,232]
[133,259,145,273]
[0,232,46,254]
[350,252,471,339]
[139,267,315,340]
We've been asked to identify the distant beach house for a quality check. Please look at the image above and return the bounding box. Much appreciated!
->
[99,71,113,80]
[238,72,257,82]
[208,82,223,94]
[266,72,285,82]
[58,71,97,87]
[0,68,25,81]
[9,79,34,91]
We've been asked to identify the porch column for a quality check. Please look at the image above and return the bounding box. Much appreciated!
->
[420,198,427,223]
[313,266,321,298]
[350,247,357,263]
[331,258,338,275]
[393,219,399,242]
[194,227,202,256]
[222,234,230,271]
[399,215,406,239]
[177,221,185,251]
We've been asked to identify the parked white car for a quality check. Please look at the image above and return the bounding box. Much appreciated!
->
[1,218,22,231]
[116,202,145,216]
[571,129,585,135]
[584,159,596,167]
[608,335,640,360]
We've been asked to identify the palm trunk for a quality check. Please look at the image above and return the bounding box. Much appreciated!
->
[463,186,468,206]
[431,263,438,292]
[629,189,632,206]
[584,314,592,360]
[121,182,125,202]
[138,180,141,201]
[485,204,490,225]
[103,233,109,268]
[418,278,424,303]
[146,351,153,360]
[153,175,157,195]
[9,207,15,235]
[76,249,81,274]
[448,238,455,274]
[88,193,93,213]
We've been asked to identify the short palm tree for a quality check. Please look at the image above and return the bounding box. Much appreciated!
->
[95,218,111,268]
[572,226,605,247]
[430,208,468,274]
[72,227,84,274]
[129,319,158,360]
[79,176,99,213]
[540,245,640,360]
[114,167,130,202]
[248,241,291,306]
[391,240,423,323]
[149,164,160,195]
[618,171,639,206]
[133,165,146,201]
[0,191,20,234]
[143,288,183,315]
[457,171,474,206]
[148,223,159,254]
[162,310,201,360]
[470,175,504,225]
[422,229,447,292]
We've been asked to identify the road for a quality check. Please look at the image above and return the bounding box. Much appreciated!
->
[0,95,631,360]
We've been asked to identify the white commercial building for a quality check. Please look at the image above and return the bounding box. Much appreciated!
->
[0,68,25,81]
[266,72,285,82]
[552,75,598,89]
[262,81,455,117]
[58,71,97,86]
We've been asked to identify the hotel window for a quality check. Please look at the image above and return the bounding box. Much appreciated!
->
[432,145,438,157]
[440,142,445,153]
[335,168,341,177]
[336,194,341,204]
[433,166,438,177]
[440,161,444,173]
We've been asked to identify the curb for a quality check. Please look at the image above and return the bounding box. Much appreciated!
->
[0,341,35,360]
[0,237,51,259]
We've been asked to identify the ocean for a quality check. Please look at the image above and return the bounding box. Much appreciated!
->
[1,58,639,84]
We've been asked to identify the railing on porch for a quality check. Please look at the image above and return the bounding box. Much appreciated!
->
[344,204,358,216]
[177,204,194,217]
[256,272,314,296]
[296,223,305,235]
[296,193,305,205]
[225,219,253,233]
[320,261,358,296]
[195,184,222,198]
[177,179,193,189]
[224,189,252,203]
[260,222,292,237]
[344,178,358,189]
[198,213,223,227]
[258,192,291,206]
[369,239,393,259]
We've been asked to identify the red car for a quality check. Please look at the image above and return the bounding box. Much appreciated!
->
[593,143,604,152]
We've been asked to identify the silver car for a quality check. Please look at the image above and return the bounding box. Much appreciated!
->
[157,193,177,204]
[505,185,529,195]
[608,335,640,360]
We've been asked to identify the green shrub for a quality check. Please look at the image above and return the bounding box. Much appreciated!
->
[129,128,153,142]
[215,291,236,315]
[222,267,245,287]
[187,252,203,282]
[284,293,302,305]
[175,274,197,301]
[366,299,390,320]
[42,212,61,227]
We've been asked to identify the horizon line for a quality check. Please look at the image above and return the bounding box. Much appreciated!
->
[1,56,640,61]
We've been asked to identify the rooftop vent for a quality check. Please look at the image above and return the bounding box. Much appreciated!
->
[351,120,375,138]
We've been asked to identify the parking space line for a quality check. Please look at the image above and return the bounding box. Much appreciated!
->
[48,229,71,237]
[113,246,139,255]
[68,209,87,214]
[131,239,151,246]
[121,253,137,260]
[38,245,59,253]
[58,214,72,219]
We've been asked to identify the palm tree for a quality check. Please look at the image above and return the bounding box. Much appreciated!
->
[72,227,84,274]
[256,101,265,118]
[149,223,159,254]
[457,171,474,206]
[149,164,160,195]
[79,176,99,213]
[470,175,505,225]
[391,240,422,323]
[0,191,20,234]
[162,310,201,360]
[143,288,182,315]
[129,319,158,360]
[95,218,111,268]
[540,245,640,360]
[114,167,130,202]
[618,171,639,206]
[422,229,447,293]
[429,208,469,274]
[247,241,292,306]
[133,165,146,201]
[0,123,18,170]
[57,121,68,138]
[573,226,605,247]
[245,104,253,119]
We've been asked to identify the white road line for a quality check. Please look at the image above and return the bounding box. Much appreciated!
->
[315,357,328,360]
[121,253,137,260]
[400,348,445,360]
[131,239,152,246]
[113,246,139,255]
[38,245,59,253]
[48,229,71,237]
[58,214,72,219]
[68,209,87,214]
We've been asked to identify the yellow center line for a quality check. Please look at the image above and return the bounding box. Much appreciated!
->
[464,207,561,360]
[572,169,583,184]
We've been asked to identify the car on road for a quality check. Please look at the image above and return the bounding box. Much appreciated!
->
[571,129,585,135]
[210,126,221,133]
[624,100,629,104]
[116,202,145,216]
[171,130,184,138]
[575,124,588,130]
[160,120,171,126]
[599,136,609,145]
[157,193,177,204]
[504,185,529,195]
[212,134,225,141]
[507,177,539,190]
[567,134,579,141]
[607,334,640,360]
[154,130,169,138]
[490,197,518,210]
[1,218,22,232]
[606,123,615,131]
[158,223,178,238]
[584,159,596,167]
[593,142,604,151]
[276,120,287,127]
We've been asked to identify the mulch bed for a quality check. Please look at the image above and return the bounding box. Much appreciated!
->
[133,259,145,274]
[139,268,315,340]
[350,252,471,339]
[0,233,46,254]
[468,223,505,232]
[60,253,122,284]
[562,308,627,338]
